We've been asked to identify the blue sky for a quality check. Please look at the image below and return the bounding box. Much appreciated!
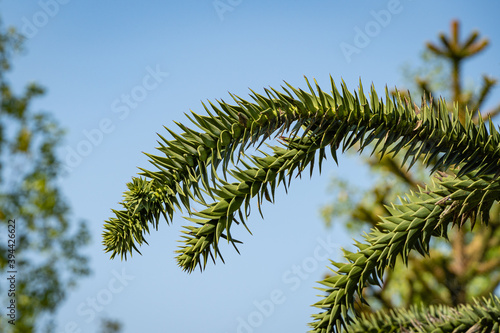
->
[2,1,500,332]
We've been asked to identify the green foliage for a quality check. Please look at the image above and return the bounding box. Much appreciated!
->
[104,74,500,331]
[0,24,90,332]
[320,20,500,322]
[347,295,500,332]
[99,318,123,333]
[312,171,498,331]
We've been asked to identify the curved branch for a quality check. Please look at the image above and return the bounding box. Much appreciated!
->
[311,172,500,331]
[102,78,500,332]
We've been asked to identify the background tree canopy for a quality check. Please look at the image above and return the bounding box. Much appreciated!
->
[0,23,90,332]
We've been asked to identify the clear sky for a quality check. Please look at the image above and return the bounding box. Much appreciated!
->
[2,1,500,332]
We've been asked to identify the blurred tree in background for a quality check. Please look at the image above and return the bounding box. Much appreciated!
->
[321,20,500,313]
[0,21,90,332]
[99,318,123,333]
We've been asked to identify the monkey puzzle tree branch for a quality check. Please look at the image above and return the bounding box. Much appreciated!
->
[103,78,500,332]
[310,172,500,331]
[472,75,497,119]
[345,294,500,332]
[484,104,500,122]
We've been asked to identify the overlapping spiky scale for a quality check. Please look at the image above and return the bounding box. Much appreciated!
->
[346,295,500,333]
[102,77,500,331]
[310,171,500,332]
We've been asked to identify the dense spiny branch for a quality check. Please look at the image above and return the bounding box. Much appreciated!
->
[346,294,500,332]
[311,171,500,332]
[102,77,500,332]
